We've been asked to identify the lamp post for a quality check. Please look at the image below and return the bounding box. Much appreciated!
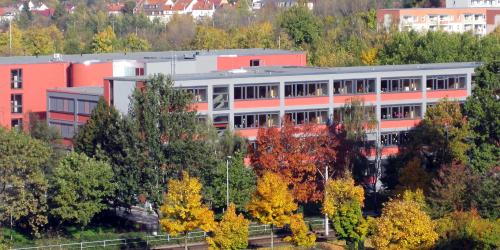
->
[226,155,232,209]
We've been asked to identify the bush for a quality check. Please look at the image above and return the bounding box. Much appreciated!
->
[284,213,316,247]
[435,210,500,250]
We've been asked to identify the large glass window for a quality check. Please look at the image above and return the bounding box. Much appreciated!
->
[234,112,279,128]
[213,114,229,134]
[381,77,421,93]
[10,94,22,113]
[381,104,421,120]
[50,122,75,138]
[285,82,328,97]
[213,86,229,110]
[185,87,207,102]
[77,100,97,115]
[426,75,466,90]
[333,79,375,95]
[234,84,279,100]
[333,106,376,123]
[285,110,329,125]
[11,69,22,89]
[50,97,76,113]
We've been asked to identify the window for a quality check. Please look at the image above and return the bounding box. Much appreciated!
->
[333,106,376,123]
[77,100,97,115]
[234,113,279,128]
[11,69,22,89]
[185,87,207,102]
[285,82,328,97]
[250,59,260,67]
[333,79,375,95]
[213,114,229,134]
[381,104,421,120]
[10,94,22,113]
[381,77,421,93]
[234,84,279,100]
[11,118,22,130]
[50,97,75,113]
[213,86,229,110]
[196,115,208,124]
[285,110,329,125]
[380,131,409,146]
[50,122,75,138]
[426,75,466,90]
[135,68,145,76]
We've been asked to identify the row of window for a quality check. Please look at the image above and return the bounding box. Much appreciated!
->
[381,105,422,120]
[381,131,410,146]
[49,122,75,138]
[48,97,98,115]
[182,74,467,106]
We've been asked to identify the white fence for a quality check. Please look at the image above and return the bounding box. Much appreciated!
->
[11,219,325,250]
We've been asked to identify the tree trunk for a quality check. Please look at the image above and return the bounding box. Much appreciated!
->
[184,232,188,250]
[270,224,274,250]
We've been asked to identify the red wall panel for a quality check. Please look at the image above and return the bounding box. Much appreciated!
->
[234,99,280,109]
[381,92,422,101]
[380,119,421,129]
[426,89,467,99]
[334,94,376,104]
[71,62,113,87]
[285,96,329,106]
[0,63,69,128]
[217,54,307,70]
[49,112,75,122]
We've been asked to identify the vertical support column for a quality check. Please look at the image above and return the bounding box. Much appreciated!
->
[422,75,427,118]
[228,83,234,129]
[207,85,213,121]
[279,80,285,123]
[466,72,472,96]
[73,96,78,133]
[375,76,382,136]
[328,79,334,119]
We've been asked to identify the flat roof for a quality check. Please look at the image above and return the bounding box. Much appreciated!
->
[48,86,104,96]
[0,49,304,65]
[107,62,481,82]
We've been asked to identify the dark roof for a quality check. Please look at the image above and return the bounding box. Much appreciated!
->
[107,62,481,82]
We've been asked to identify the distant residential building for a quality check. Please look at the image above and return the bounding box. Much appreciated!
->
[107,2,125,15]
[136,0,220,22]
[251,0,314,11]
[446,0,500,8]
[0,7,16,22]
[377,8,500,36]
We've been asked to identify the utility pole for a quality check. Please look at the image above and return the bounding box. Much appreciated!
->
[324,165,329,236]
[9,16,12,56]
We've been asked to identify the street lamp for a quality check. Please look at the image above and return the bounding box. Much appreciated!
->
[226,155,232,209]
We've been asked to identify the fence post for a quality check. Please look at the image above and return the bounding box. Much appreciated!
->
[167,234,170,242]
[103,240,106,247]
[80,242,83,250]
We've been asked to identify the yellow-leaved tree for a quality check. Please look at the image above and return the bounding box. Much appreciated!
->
[247,172,297,249]
[206,203,250,250]
[91,26,116,53]
[159,172,215,250]
[371,190,438,250]
[284,213,316,247]
[323,178,367,249]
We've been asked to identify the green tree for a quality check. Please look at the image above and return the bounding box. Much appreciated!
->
[247,172,298,249]
[192,26,230,50]
[0,24,24,56]
[160,172,215,250]
[464,62,500,172]
[206,203,250,250]
[0,128,50,237]
[121,33,150,52]
[204,151,256,213]
[91,26,116,53]
[323,178,367,249]
[74,98,142,209]
[279,5,321,47]
[50,152,115,229]
[22,25,64,55]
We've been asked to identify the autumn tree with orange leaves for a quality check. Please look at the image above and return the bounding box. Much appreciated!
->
[251,119,339,203]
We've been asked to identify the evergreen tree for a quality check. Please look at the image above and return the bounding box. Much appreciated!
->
[74,98,142,209]
[464,62,500,172]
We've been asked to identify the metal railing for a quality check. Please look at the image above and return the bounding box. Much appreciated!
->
[11,219,325,250]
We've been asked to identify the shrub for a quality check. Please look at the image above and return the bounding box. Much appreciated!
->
[284,213,316,247]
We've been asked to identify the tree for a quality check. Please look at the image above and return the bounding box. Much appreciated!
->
[279,5,321,47]
[28,113,61,143]
[395,156,432,194]
[247,172,297,249]
[372,190,438,250]
[206,203,250,250]
[251,121,322,203]
[283,213,316,247]
[192,26,230,50]
[0,24,24,56]
[74,98,142,209]
[427,162,477,218]
[204,151,256,213]
[121,33,150,52]
[0,128,50,237]
[472,170,499,220]
[160,172,215,250]
[22,25,64,55]
[50,152,115,229]
[464,62,500,172]
[91,26,116,53]
[323,178,367,248]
